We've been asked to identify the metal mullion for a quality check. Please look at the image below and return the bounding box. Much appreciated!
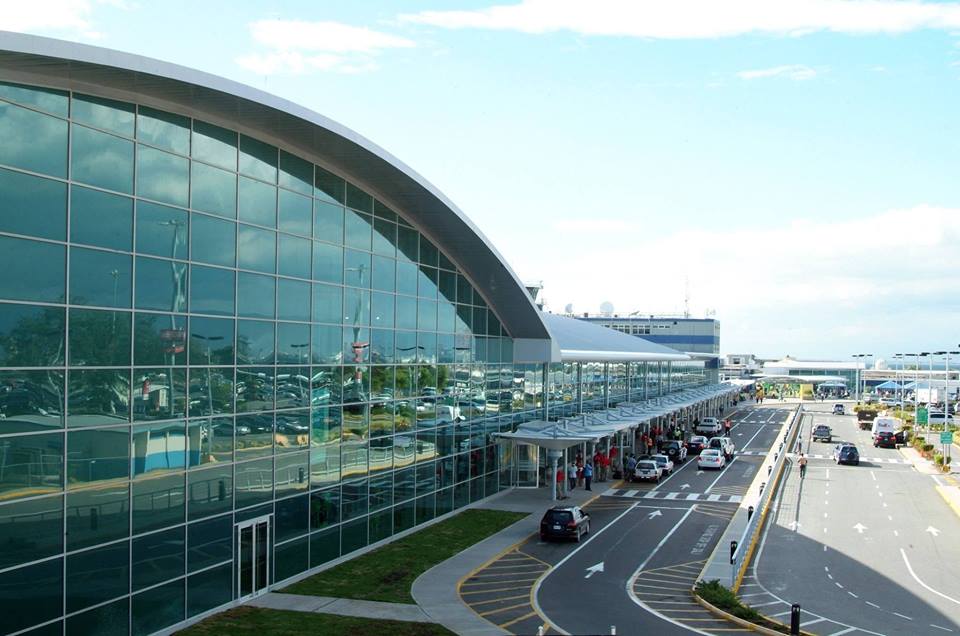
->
[0,551,64,577]
[0,93,68,120]
[61,101,72,636]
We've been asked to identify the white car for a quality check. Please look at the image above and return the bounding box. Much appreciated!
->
[698,448,726,470]
[633,460,663,483]
[707,436,735,461]
[651,454,674,475]
[696,417,723,436]
[928,411,955,425]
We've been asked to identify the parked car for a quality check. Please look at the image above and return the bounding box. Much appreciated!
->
[698,448,726,470]
[811,424,832,443]
[662,440,688,464]
[708,436,735,461]
[651,454,675,475]
[928,411,955,425]
[687,435,708,455]
[633,459,663,483]
[832,403,845,415]
[834,443,860,465]
[539,506,591,542]
[873,431,898,449]
[696,417,722,436]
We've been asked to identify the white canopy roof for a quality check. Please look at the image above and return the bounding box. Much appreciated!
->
[542,313,690,363]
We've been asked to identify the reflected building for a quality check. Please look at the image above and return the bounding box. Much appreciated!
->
[0,33,718,636]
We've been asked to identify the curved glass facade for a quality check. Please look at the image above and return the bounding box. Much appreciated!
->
[0,79,547,636]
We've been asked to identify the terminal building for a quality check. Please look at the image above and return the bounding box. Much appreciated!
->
[0,33,739,636]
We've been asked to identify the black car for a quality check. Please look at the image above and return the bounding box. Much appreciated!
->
[539,506,591,542]
[835,444,860,465]
[662,440,688,463]
[687,435,708,455]
[873,431,898,449]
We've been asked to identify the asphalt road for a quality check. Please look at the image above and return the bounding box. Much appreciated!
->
[748,403,960,636]
[533,405,794,635]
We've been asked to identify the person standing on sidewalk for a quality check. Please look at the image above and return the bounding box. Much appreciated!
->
[583,461,593,491]
[799,454,808,478]
[567,463,577,491]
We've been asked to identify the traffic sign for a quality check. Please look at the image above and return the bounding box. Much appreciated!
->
[917,408,928,425]
[941,431,953,444]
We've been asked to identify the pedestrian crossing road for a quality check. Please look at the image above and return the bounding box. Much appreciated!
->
[602,488,743,503]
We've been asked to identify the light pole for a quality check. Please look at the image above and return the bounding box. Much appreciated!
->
[852,354,867,401]
[191,334,224,416]
[921,352,932,442]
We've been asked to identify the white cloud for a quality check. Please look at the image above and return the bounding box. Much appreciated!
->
[737,64,817,80]
[237,19,414,75]
[0,0,104,38]
[400,0,960,39]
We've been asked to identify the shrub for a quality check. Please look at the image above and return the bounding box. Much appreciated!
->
[935,454,944,466]
[923,444,935,453]
[695,580,760,621]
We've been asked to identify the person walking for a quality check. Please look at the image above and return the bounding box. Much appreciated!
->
[583,461,593,491]
[567,463,577,491]
[724,419,732,436]
[593,450,605,482]
[798,453,808,479]
[556,465,564,499]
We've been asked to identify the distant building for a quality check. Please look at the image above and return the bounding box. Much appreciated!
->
[722,354,761,380]
[760,357,864,388]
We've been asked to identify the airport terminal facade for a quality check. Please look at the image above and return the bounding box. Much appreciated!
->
[0,34,716,636]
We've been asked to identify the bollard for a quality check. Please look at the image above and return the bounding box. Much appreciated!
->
[729,540,738,564]
[774,453,778,462]
[747,505,754,521]
[790,603,801,635]
[760,482,766,494]
[537,628,544,636]
[768,465,773,476]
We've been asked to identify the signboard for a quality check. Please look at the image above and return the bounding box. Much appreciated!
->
[941,431,954,444]
[917,408,928,425]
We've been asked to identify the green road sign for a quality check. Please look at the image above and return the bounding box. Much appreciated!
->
[941,431,953,444]
[918,408,928,425]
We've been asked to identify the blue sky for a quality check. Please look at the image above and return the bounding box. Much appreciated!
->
[5,0,960,361]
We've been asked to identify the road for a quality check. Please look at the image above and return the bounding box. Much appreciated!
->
[746,402,960,636]
[531,405,793,635]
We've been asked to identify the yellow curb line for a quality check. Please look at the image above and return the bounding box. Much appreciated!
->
[935,485,960,521]
[691,587,816,636]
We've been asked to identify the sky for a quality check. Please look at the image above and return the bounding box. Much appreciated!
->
[3,0,960,361]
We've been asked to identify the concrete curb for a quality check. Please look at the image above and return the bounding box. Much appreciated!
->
[690,588,815,636]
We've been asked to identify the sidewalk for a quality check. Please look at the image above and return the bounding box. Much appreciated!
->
[899,445,960,520]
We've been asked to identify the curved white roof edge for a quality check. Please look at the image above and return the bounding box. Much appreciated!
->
[0,30,551,344]
[560,350,690,362]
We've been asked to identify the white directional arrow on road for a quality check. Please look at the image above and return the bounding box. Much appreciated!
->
[926,526,941,537]
[789,520,802,531]
[648,510,662,519]
[697,471,704,475]
[853,523,867,534]
[680,484,691,490]
[584,562,604,578]
[737,432,744,437]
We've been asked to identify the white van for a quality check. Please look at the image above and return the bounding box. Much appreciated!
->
[871,416,901,436]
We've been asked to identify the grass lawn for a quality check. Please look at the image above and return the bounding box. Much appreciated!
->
[282,508,527,603]
[179,606,457,636]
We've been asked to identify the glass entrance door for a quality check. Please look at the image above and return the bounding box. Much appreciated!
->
[516,443,539,488]
[237,516,271,599]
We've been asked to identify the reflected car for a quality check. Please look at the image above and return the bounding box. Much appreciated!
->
[539,506,591,542]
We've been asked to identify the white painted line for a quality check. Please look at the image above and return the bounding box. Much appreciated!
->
[835,582,843,588]
[707,494,721,502]
[828,628,857,636]
[866,601,880,608]
[824,512,828,518]
[893,612,912,621]
[894,530,899,537]
[686,494,699,501]
[930,624,954,632]
[826,468,830,480]
[887,515,893,521]
[878,492,883,497]
[848,591,858,598]
[824,566,829,572]
[664,492,678,500]
[870,471,877,481]
[705,457,736,492]
[770,611,792,617]
[729,495,743,503]
[900,548,960,606]
[751,601,784,608]
[827,573,834,580]
[801,617,827,627]
[823,545,828,552]
[739,592,768,598]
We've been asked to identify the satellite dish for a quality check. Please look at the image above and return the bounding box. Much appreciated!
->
[564,303,574,314]
[600,301,614,316]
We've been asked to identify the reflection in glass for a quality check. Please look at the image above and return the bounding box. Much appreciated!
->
[369,437,393,474]
[188,515,232,572]
[189,265,235,316]
[137,145,189,207]
[135,256,187,312]
[0,370,64,433]
[0,303,65,367]
[191,162,237,218]
[279,150,312,195]
[344,249,371,288]
[69,247,131,308]
[71,124,134,194]
[345,210,372,250]
[278,234,311,279]
[237,321,275,365]
[371,255,395,292]
[239,176,277,227]
[311,324,341,365]
[275,452,308,494]
[190,213,236,267]
[66,540,129,613]
[133,313,187,366]
[370,329,395,364]
[279,189,312,236]
[66,482,129,550]
[236,368,275,415]
[372,218,396,257]
[187,464,232,521]
[187,416,233,467]
[0,167,66,240]
[277,324,310,366]
[346,183,373,214]
[67,426,130,486]
[136,201,189,258]
[312,241,343,284]
[0,80,68,115]
[68,309,131,366]
[132,527,185,591]
[239,134,278,183]
[132,578,184,636]
[0,236,65,303]
[192,120,237,170]
[275,409,309,452]
[312,283,342,324]
[278,278,310,321]
[133,370,186,421]
[314,165,345,203]
[0,433,63,501]
[72,93,134,136]
[235,457,274,507]
[237,272,276,319]
[0,101,68,178]
[138,106,190,155]
[396,261,418,296]
[0,495,63,569]
[67,369,130,426]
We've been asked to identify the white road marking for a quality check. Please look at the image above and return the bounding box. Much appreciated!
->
[926,526,941,537]
[827,573,834,580]
[887,515,893,521]
[802,617,827,627]
[870,470,877,481]
[893,612,912,621]
[930,624,954,632]
[824,512,828,518]
[900,548,960,606]
[705,458,736,492]
[751,601,783,608]
[866,601,880,608]
[848,591,858,598]
[893,530,899,537]
[826,468,830,480]
[828,628,857,636]
[835,582,843,588]
[823,545,828,552]
[824,566,829,572]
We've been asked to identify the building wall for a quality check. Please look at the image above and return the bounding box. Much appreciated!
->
[578,316,720,355]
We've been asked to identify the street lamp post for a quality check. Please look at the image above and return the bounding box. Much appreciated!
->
[191,334,224,416]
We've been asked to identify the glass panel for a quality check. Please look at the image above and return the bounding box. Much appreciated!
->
[137,105,190,155]
[369,472,392,511]
[372,218,396,257]
[65,482,129,550]
[67,541,130,613]
[255,520,269,590]
[188,564,232,617]
[309,487,340,529]
[72,124,134,193]
[396,296,417,331]
[0,236,64,303]
[66,368,130,427]
[0,558,63,635]
[275,452,309,494]
[312,241,343,284]
[188,515,232,572]
[237,272,276,319]
[346,183,373,214]
[278,234,312,279]
[0,433,62,501]
[418,299,437,331]
[344,290,370,329]
[235,457,274,507]
[310,324,339,365]
[310,437,340,485]
[191,161,237,218]
[187,464,232,521]
[371,255,395,292]
[192,120,237,170]
[189,265,235,316]
[235,412,273,456]
[394,498,415,533]
[67,309,131,366]
[418,266,438,299]
[396,261,417,296]
[0,167,66,240]
[314,201,344,244]
[67,597,128,636]
[312,283,342,324]
[190,213,236,267]
[133,527,185,591]
[132,578,185,636]
[69,247,131,308]
[278,190,312,236]
[73,93,134,136]
[0,80,68,116]
[279,150,312,195]
[275,534,308,582]
[137,144,189,207]
[419,236,439,267]
[238,225,276,274]
[187,416,233,466]
[397,225,418,263]
[344,249,371,288]
[136,201,189,258]
[340,479,368,520]
[0,303,65,367]
[314,165,345,203]
[133,313,187,366]
[133,369,187,421]
[277,323,310,364]
[239,176,277,227]
[239,134,278,183]
[370,329,394,364]
[239,524,253,597]
[0,370,63,434]
[237,321,275,365]
[344,210,372,250]
[371,292,394,329]
[394,466,415,500]
[132,471,185,534]
[135,256,188,312]
[0,101,68,177]
[438,270,456,303]
[67,426,129,486]
[132,419,187,474]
